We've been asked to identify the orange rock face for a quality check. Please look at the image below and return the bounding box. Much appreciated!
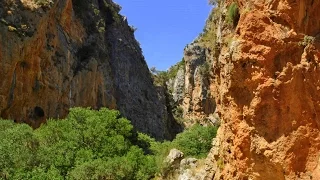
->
[206,0,320,179]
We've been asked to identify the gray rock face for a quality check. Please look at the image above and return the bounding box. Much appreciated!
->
[172,68,185,103]
[180,158,198,168]
[162,149,208,180]
[166,149,184,165]
[0,0,177,140]
[178,169,206,180]
[156,86,183,140]
[207,113,221,126]
[182,43,216,120]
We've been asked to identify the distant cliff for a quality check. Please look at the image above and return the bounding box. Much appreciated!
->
[170,0,320,179]
[0,0,181,140]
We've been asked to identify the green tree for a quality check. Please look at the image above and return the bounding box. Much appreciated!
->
[0,108,218,179]
[0,120,38,179]
[173,124,217,158]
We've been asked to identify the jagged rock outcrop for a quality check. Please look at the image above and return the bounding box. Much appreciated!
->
[0,0,180,140]
[167,44,216,125]
[199,0,320,179]
[182,44,216,121]
[171,68,185,104]
[159,148,207,180]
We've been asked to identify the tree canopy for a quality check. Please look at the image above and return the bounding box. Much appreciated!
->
[0,108,217,179]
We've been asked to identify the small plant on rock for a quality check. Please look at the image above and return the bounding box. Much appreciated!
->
[217,158,225,169]
[227,2,240,28]
[199,61,210,77]
[299,35,315,47]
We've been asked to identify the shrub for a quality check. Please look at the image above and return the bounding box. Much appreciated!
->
[173,124,218,158]
[217,158,225,169]
[151,59,185,87]
[167,59,185,80]
[227,2,240,27]
[152,70,169,86]
[174,106,184,119]
[138,124,218,175]
[198,8,219,50]
[199,61,210,77]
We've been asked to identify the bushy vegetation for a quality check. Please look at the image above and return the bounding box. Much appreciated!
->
[227,2,240,27]
[173,124,217,158]
[197,8,219,51]
[167,59,185,80]
[138,124,218,176]
[0,108,218,179]
[199,61,210,77]
[150,69,169,86]
[0,108,156,179]
[150,59,185,87]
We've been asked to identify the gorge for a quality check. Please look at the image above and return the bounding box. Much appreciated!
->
[0,0,320,179]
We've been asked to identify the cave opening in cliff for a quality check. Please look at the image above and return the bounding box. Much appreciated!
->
[34,106,45,119]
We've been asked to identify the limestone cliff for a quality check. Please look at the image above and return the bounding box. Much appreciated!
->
[178,0,320,179]
[182,43,216,122]
[0,0,180,140]
[167,44,217,125]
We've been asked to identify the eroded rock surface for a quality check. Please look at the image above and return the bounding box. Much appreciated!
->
[172,68,185,104]
[182,44,216,121]
[201,0,320,179]
[160,149,207,180]
[174,0,320,179]
[0,0,180,140]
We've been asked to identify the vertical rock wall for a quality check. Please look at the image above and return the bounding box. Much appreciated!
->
[203,0,320,179]
[182,44,216,120]
[0,0,180,140]
[175,0,320,179]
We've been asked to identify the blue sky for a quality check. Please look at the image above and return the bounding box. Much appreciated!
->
[114,0,212,70]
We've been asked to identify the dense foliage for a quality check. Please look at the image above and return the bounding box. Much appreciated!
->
[137,124,217,176]
[173,124,217,158]
[0,108,217,179]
